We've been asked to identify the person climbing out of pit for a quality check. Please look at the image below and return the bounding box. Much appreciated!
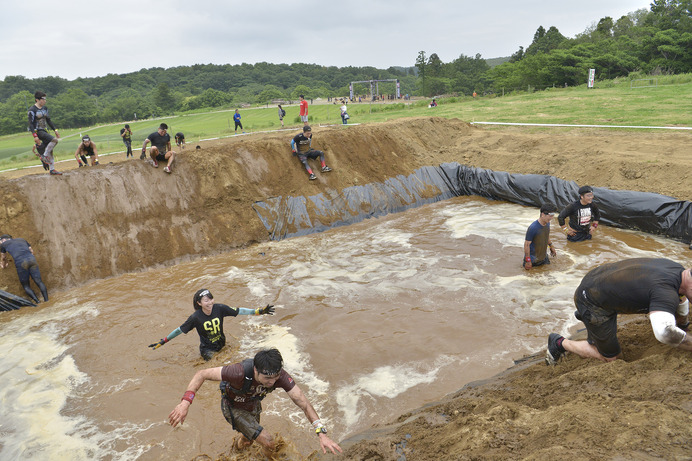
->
[75,135,99,167]
[0,234,48,303]
[148,288,275,360]
[546,258,692,366]
[290,125,332,180]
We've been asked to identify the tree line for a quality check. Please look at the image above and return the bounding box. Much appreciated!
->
[416,1,692,96]
[1,1,690,136]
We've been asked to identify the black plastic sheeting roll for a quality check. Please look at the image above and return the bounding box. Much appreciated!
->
[252,163,692,244]
[0,289,36,312]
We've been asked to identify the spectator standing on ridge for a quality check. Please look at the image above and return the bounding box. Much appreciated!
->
[558,185,600,242]
[167,348,342,458]
[28,91,62,175]
[340,101,348,124]
[299,95,309,125]
[148,288,275,360]
[523,204,557,270]
[0,234,48,304]
[278,104,285,128]
[290,125,332,180]
[546,258,692,365]
[121,124,133,157]
[74,135,100,167]
[233,109,245,134]
[142,123,176,173]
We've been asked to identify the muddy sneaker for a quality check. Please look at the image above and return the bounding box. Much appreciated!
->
[152,160,158,168]
[163,166,171,173]
[94,160,99,165]
[309,173,317,180]
[545,333,565,366]
[321,166,332,172]
[49,170,62,175]
[140,152,146,160]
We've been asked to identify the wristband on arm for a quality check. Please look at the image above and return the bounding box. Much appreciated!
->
[182,391,195,404]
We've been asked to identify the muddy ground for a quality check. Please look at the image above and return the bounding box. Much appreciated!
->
[2,117,691,460]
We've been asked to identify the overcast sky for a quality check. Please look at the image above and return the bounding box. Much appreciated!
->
[1,0,652,81]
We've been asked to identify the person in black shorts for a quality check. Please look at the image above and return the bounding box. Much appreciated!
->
[27,91,62,175]
[148,288,275,360]
[174,132,185,149]
[546,258,692,365]
[290,125,332,180]
[0,234,48,303]
[557,185,600,242]
[74,135,100,166]
[168,348,342,457]
[142,123,176,173]
[120,124,133,157]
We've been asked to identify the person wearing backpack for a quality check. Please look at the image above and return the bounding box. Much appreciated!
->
[148,288,275,360]
[168,348,342,457]
[278,104,285,128]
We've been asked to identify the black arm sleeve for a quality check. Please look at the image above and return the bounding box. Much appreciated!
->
[557,202,574,226]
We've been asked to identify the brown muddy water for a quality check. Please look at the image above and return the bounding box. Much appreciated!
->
[0,196,688,460]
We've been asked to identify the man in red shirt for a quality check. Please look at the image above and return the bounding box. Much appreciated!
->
[299,95,309,125]
[168,348,342,457]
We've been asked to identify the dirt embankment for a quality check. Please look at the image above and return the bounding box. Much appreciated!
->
[2,117,692,460]
[2,117,690,294]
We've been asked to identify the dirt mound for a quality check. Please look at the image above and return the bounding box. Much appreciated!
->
[339,318,692,460]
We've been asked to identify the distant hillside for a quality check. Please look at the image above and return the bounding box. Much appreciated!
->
[485,56,510,68]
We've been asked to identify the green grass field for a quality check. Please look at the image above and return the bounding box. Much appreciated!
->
[2,75,691,172]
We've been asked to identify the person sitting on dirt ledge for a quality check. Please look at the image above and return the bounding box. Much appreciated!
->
[0,234,48,304]
[75,135,99,167]
[546,258,692,365]
[558,185,600,242]
[148,288,275,360]
[523,203,557,270]
[290,125,332,180]
[168,348,342,458]
[142,123,175,173]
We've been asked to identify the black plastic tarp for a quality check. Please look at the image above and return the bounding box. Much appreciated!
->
[0,289,36,312]
[253,163,692,244]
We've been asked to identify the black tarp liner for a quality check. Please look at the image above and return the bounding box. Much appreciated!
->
[253,163,692,244]
[0,289,35,312]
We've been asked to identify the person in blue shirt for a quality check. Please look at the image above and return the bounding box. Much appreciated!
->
[148,288,275,360]
[0,234,48,303]
[523,203,557,270]
[233,109,245,134]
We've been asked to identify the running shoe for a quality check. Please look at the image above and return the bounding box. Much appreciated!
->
[163,166,171,173]
[545,333,564,366]
[321,166,332,172]
[140,152,146,160]
[94,161,99,165]
[49,170,62,175]
[152,160,158,168]
[309,173,317,180]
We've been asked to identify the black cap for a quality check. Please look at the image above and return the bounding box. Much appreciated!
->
[578,185,593,196]
[303,125,312,132]
[0,234,11,240]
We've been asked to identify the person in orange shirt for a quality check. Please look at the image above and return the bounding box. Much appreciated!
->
[299,95,309,125]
